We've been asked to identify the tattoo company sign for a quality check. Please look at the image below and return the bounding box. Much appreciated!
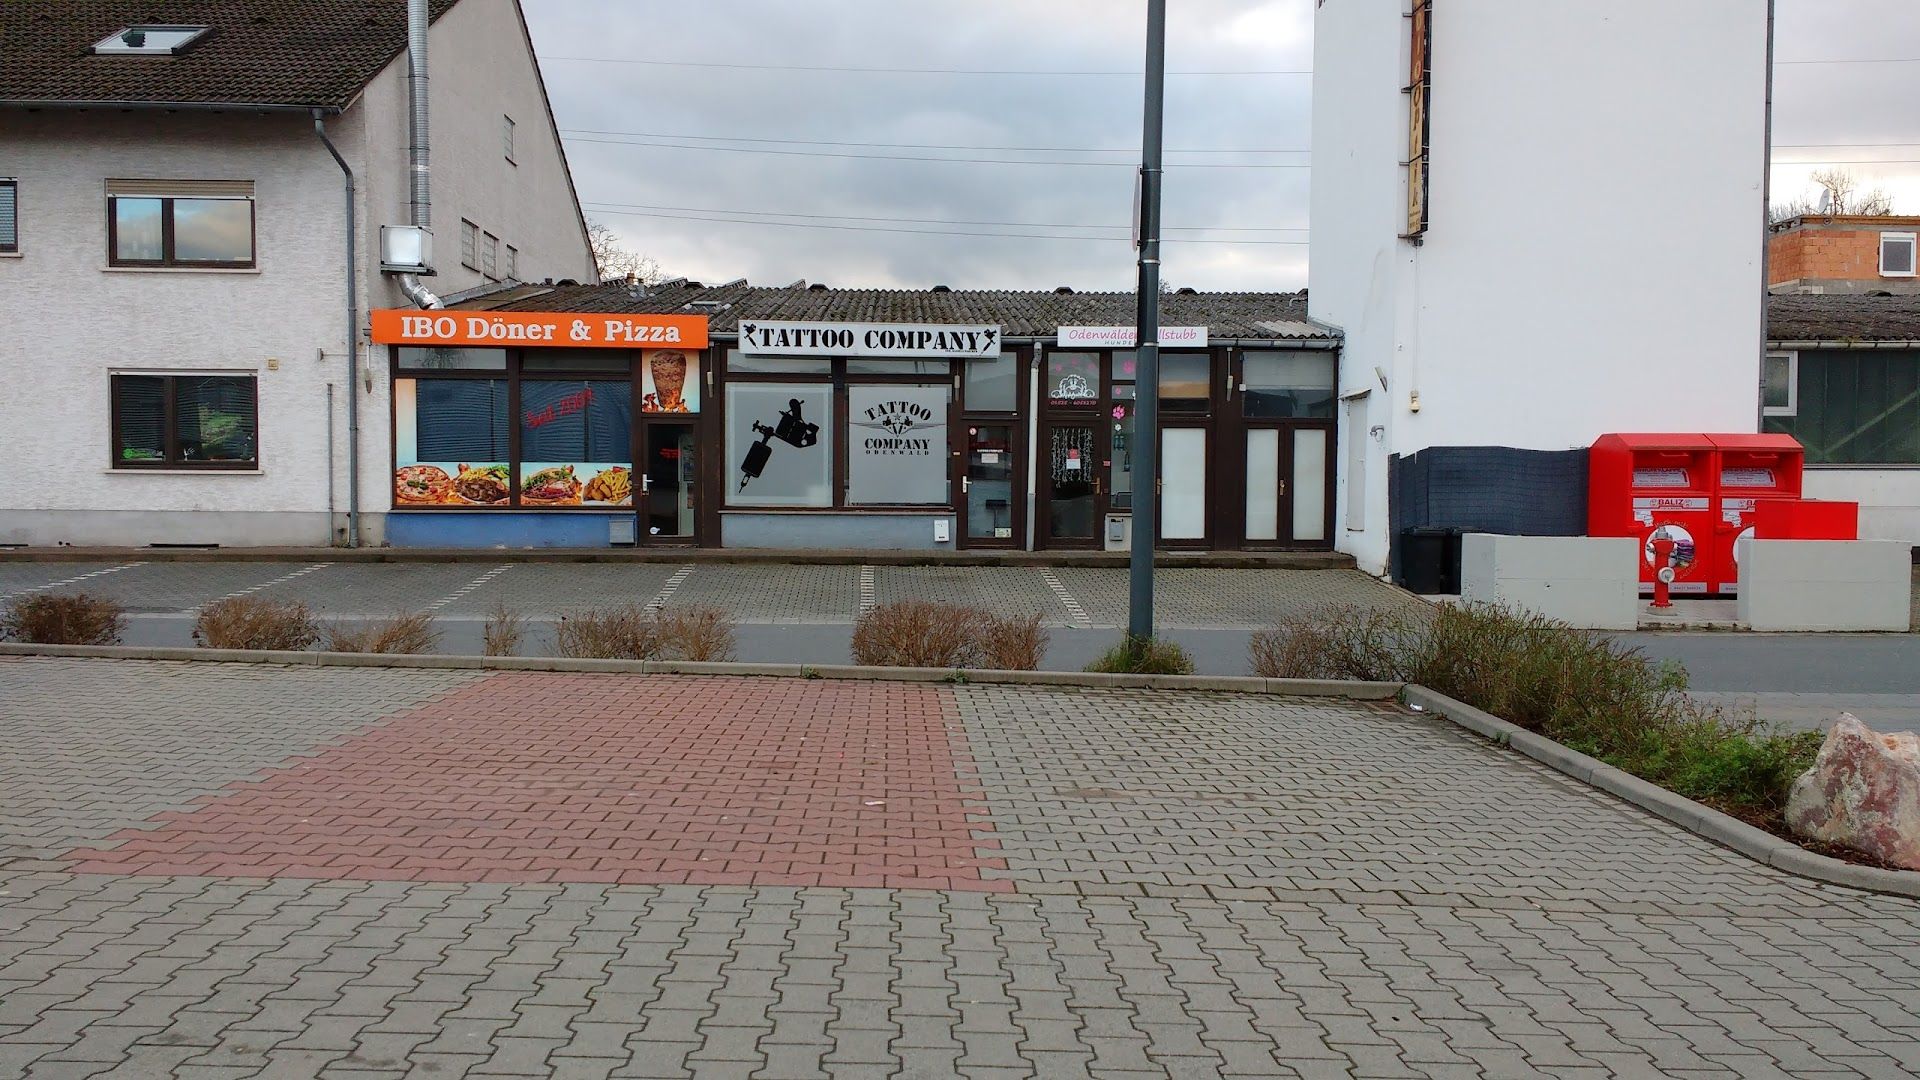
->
[371,310,710,349]
[1057,325,1209,348]
[740,321,1000,359]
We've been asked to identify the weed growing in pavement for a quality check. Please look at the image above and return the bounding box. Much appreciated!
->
[652,607,737,663]
[193,597,321,651]
[325,612,439,655]
[850,601,1049,670]
[1085,635,1196,676]
[483,601,526,657]
[1249,603,1822,830]
[553,605,660,660]
[0,592,125,645]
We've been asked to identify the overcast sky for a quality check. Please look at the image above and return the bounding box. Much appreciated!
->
[522,0,1920,292]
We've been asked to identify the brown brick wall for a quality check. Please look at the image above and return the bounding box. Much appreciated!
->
[1770,224,1916,286]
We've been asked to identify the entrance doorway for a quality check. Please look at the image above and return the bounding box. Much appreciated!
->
[1230,349,1337,548]
[638,420,698,543]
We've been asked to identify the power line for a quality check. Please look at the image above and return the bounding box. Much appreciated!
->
[558,128,1310,155]
[540,55,1308,76]
[561,135,1309,168]
[583,207,1309,244]
[581,200,1306,233]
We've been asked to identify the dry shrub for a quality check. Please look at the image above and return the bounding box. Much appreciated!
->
[325,612,438,655]
[1,592,125,645]
[553,604,660,660]
[483,601,526,657]
[851,601,982,668]
[653,606,737,662]
[1248,604,1430,682]
[1086,635,1195,676]
[193,596,320,651]
[978,613,1048,671]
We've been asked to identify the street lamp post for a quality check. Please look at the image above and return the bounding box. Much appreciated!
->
[1128,0,1167,648]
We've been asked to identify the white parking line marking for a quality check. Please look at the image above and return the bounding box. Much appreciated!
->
[645,565,697,611]
[0,562,145,603]
[427,564,511,612]
[1040,568,1093,628]
[181,563,330,615]
[859,565,878,614]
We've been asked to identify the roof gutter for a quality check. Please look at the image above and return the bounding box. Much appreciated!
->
[1769,339,1920,350]
[2,98,340,113]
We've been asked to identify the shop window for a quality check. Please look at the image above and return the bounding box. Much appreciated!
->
[1159,353,1212,413]
[111,373,257,469]
[393,379,509,506]
[1046,352,1099,407]
[846,359,948,376]
[847,384,950,505]
[726,350,832,375]
[460,220,479,271]
[0,179,16,253]
[1763,349,1920,464]
[396,346,506,372]
[519,380,634,507]
[522,350,629,373]
[107,180,254,267]
[1882,232,1917,277]
[726,383,832,507]
[1242,351,1336,419]
[964,352,1019,412]
[1761,352,1796,417]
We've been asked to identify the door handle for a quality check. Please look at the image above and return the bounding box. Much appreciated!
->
[641,472,651,494]
[961,475,971,493]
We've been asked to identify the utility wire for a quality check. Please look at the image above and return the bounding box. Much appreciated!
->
[540,55,1308,76]
[583,207,1310,243]
[558,128,1310,155]
[583,200,1305,232]
[561,135,1309,168]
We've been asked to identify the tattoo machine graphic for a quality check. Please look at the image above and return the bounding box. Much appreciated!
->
[738,398,820,492]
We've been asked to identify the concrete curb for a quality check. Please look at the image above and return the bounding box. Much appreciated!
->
[1402,685,1920,900]
[0,642,1403,700]
[0,546,1355,570]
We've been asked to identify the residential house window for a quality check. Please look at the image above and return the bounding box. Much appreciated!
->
[1763,349,1920,464]
[1881,232,1917,277]
[482,232,499,279]
[1761,352,1796,417]
[0,179,16,253]
[506,244,519,280]
[460,219,479,270]
[111,373,258,469]
[107,180,254,268]
[503,115,517,163]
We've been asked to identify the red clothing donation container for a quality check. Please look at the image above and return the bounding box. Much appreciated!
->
[1753,497,1858,541]
[1589,434,1718,595]
[1706,434,1803,594]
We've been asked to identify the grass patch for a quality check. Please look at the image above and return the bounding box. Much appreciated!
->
[1085,635,1195,676]
[849,601,1048,670]
[0,593,125,645]
[325,612,438,655]
[193,597,320,651]
[1250,603,1822,830]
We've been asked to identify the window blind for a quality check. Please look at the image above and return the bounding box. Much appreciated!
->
[105,179,253,199]
[0,180,16,251]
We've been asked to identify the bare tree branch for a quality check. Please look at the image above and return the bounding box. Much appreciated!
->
[1771,168,1898,224]
[588,220,666,284]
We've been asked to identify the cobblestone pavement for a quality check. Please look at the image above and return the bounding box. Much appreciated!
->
[0,561,1426,629]
[3,657,1918,1078]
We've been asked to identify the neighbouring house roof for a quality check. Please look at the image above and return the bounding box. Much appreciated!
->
[1768,294,1920,344]
[0,0,460,110]
[467,281,1336,341]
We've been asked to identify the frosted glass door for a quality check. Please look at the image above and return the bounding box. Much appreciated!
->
[1162,428,1207,540]
[1291,428,1328,542]
[1245,429,1281,541]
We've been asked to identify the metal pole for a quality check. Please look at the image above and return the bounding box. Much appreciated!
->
[1128,0,1166,645]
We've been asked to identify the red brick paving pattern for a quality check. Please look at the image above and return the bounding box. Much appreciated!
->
[66,673,1007,890]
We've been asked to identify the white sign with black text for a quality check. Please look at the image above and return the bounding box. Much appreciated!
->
[1057,326,1209,349]
[740,320,1001,359]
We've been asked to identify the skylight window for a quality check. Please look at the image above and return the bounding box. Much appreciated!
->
[93,26,209,55]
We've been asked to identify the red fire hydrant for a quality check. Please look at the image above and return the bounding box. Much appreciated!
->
[1649,537,1676,609]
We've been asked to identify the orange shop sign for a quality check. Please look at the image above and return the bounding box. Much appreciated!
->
[371,310,709,349]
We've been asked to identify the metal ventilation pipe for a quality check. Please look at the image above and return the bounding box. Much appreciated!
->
[398,0,441,308]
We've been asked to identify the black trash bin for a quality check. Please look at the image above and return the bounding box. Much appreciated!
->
[1399,527,1450,595]
[1440,527,1480,596]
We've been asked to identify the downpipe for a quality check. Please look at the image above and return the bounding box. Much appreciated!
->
[312,110,363,548]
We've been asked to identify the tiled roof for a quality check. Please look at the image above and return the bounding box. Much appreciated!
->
[1768,293,1920,343]
[474,281,1335,341]
[0,0,459,110]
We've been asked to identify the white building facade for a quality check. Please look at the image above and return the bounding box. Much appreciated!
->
[1310,0,1772,576]
[0,0,595,548]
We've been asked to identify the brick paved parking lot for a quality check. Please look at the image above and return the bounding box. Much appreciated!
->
[3,656,1919,1078]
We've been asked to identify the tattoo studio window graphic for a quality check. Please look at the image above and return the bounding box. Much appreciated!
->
[848,384,950,505]
[728,384,831,507]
